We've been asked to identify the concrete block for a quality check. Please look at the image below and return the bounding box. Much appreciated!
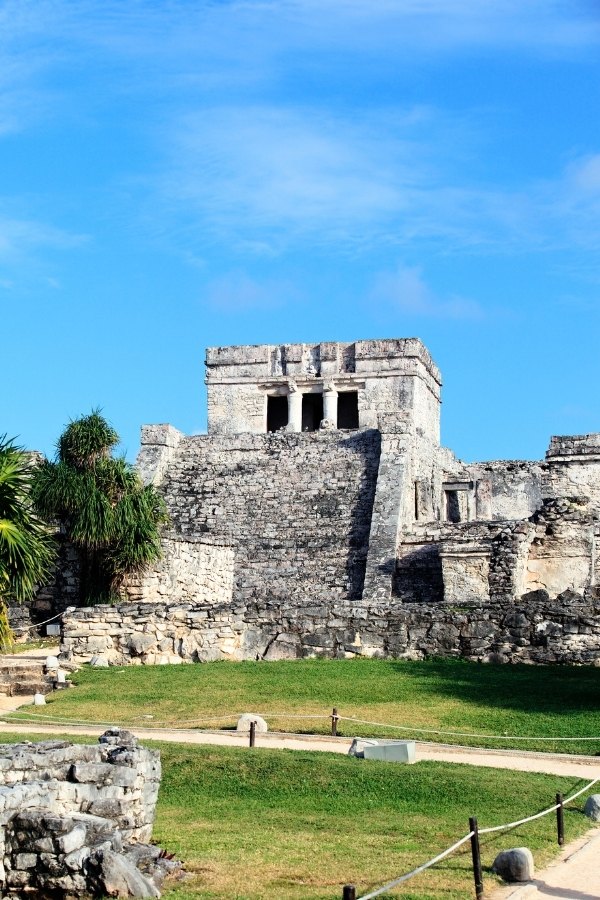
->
[362,741,416,764]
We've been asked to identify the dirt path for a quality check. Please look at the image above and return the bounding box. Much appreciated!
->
[0,717,598,780]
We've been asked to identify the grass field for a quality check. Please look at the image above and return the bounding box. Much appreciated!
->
[0,731,594,899]
[10,656,600,755]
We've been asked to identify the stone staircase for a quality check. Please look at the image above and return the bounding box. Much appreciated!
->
[0,653,63,697]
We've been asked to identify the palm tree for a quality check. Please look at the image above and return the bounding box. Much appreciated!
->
[0,438,56,646]
[31,411,167,604]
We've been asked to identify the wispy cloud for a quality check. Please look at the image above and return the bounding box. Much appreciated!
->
[0,215,86,262]
[1,1,598,136]
[160,106,419,248]
[368,263,483,319]
[203,271,300,312]
[1,1,599,266]
[152,103,600,258]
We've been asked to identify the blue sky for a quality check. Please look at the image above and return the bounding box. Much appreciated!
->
[2,0,599,463]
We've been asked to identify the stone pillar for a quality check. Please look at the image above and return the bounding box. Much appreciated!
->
[475,479,492,520]
[322,381,338,427]
[287,382,302,432]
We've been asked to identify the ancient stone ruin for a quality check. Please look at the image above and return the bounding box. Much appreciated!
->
[54,338,599,665]
[0,728,178,898]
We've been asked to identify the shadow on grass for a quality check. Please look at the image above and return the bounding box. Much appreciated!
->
[386,657,600,718]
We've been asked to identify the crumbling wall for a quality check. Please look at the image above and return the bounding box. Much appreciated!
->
[524,498,596,597]
[60,592,600,666]
[545,435,600,510]
[465,460,544,521]
[0,730,175,898]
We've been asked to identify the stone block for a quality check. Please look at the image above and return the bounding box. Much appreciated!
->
[584,794,600,821]
[236,713,268,733]
[362,741,416,764]
[58,823,87,854]
[492,847,534,883]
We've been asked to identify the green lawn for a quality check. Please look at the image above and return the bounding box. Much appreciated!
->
[0,731,595,899]
[10,657,600,754]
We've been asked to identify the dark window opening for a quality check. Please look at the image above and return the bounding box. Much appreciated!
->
[414,481,420,521]
[301,393,323,431]
[267,395,288,432]
[337,391,359,429]
[445,490,461,523]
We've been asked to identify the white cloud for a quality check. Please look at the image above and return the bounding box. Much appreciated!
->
[368,263,483,319]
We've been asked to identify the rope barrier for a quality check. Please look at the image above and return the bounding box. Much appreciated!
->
[357,833,474,899]
[11,610,66,633]
[355,777,600,898]
[7,706,600,746]
[479,777,600,835]
[338,715,600,742]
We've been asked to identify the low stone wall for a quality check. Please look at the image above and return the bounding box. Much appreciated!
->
[60,592,600,666]
[0,729,175,897]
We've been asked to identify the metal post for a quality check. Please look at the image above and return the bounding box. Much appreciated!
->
[342,886,356,900]
[249,721,256,748]
[331,707,339,737]
[556,793,564,846]
[469,817,483,900]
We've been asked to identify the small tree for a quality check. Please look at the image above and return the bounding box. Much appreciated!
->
[0,438,56,646]
[32,411,167,604]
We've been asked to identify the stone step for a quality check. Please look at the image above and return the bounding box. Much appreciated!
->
[0,659,57,696]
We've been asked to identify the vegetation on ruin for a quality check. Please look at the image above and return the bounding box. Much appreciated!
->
[0,438,55,647]
[13,656,600,755]
[31,411,167,604]
[0,731,592,898]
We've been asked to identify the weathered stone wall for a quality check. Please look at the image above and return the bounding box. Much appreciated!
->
[205,339,442,439]
[0,732,159,844]
[545,434,600,511]
[155,429,381,606]
[0,729,167,897]
[465,460,544,521]
[60,591,600,666]
[122,536,234,606]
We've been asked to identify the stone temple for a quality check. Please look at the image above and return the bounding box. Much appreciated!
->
[59,338,600,666]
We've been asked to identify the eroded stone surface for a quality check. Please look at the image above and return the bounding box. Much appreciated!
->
[0,730,178,898]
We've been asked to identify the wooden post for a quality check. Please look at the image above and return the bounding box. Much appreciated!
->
[556,793,564,846]
[342,885,356,900]
[331,707,339,737]
[469,817,483,900]
[249,720,256,748]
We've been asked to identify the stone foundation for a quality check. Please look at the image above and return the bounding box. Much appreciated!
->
[60,592,600,666]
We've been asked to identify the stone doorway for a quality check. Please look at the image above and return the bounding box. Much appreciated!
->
[267,395,288,432]
[337,391,359,429]
[302,393,323,431]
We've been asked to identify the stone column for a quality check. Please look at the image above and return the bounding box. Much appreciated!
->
[287,382,302,432]
[322,381,338,427]
[475,479,492,520]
